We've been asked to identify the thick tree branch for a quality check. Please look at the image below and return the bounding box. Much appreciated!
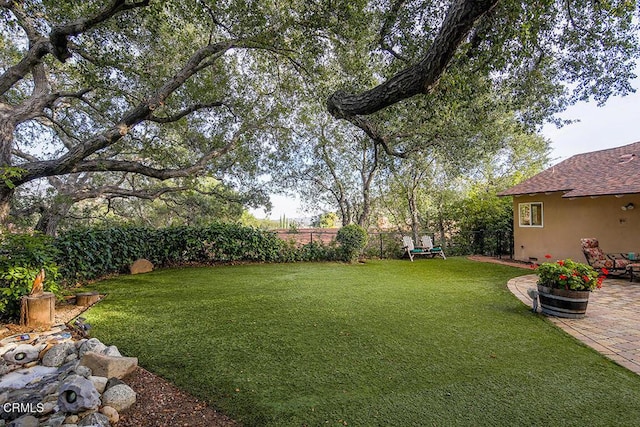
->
[327,0,498,118]
[73,185,188,202]
[11,41,237,185]
[0,0,149,95]
[49,0,150,62]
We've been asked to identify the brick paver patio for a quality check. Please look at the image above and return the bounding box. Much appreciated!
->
[508,274,640,375]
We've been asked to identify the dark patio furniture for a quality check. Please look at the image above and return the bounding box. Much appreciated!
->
[580,238,632,277]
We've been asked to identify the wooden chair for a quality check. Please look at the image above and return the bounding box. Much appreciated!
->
[420,235,446,259]
[402,236,446,261]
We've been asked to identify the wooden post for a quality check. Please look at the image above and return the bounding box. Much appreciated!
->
[20,292,55,328]
[76,292,100,306]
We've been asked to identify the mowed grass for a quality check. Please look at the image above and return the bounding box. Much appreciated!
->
[83,258,640,426]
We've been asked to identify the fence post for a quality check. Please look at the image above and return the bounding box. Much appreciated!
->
[379,234,383,259]
[310,231,313,244]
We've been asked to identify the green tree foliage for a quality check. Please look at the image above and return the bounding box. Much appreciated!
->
[0,0,330,226]
[313,212,339,228]
[328,0,639,124]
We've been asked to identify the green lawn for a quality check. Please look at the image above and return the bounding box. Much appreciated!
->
[83,258,640,426]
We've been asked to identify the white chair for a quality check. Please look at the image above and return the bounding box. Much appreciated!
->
[420,235,446,259]
[402,235,446,261]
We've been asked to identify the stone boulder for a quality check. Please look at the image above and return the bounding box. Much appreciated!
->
[57,375,101,413]
[101,383,136,412]
[78,338,107,358]
[78,411,111,427]
[79,352,138,379]
[130,258,153,275]
[42,342,77,367]
[2,344,44,365]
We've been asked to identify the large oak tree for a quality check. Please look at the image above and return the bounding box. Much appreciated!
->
[0,0,310,227]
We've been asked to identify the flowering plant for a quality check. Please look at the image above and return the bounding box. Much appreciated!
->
[535,256,605,291]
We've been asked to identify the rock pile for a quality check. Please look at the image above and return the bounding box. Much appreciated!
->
[0,329,138,427]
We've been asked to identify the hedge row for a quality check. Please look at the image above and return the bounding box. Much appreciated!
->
[54,223,344,282]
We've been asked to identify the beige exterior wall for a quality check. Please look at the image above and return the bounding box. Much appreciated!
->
[511,193,640,263]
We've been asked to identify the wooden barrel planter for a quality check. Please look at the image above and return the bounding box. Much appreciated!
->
[537,284,590,319]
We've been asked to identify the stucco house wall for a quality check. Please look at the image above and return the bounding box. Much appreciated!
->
[512,193,640,263]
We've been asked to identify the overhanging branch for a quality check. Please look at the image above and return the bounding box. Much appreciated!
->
[327,0,498,118]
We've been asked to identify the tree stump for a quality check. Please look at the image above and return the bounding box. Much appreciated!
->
[20,292,55,328]
[76,292,100,307]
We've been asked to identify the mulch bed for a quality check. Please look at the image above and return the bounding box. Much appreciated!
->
[120,367,238,427]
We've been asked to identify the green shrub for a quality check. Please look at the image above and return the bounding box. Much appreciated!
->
[0,233,60,321]
[298,241,338,262]
[336,224,368,262]
[55,223,297,282]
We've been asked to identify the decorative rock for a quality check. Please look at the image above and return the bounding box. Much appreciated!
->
[0,343,18,358]
[0,335,138,427]
[78,412,110,427]
[73,365,92,379]
[63,415,79,424]
[2,344,43,365]
[79,352,137,380]
[0,362,11,376]
[63,354,78,364]
[101,346,121,358]
[45,412,66,427]
[57,376,100,413]
[0,365,58,389]
[7,415,38,427]
[89,376,108,394]
[41,380,59,396]
[77,412,110,427]
[104,377,125,390]
[130,258,153,274]
[78,339,107,359]
[42,342,76,367]
[41,401,56,415]
[100,384,136,412]
[99,406,119,424]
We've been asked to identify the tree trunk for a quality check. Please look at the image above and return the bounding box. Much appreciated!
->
[0,188,14,225]
[408,191,420,243]
[35,202,72,236]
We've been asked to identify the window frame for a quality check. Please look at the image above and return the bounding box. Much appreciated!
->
[518,202,544,228]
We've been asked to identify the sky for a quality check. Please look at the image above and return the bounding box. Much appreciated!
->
[252,80,640,221]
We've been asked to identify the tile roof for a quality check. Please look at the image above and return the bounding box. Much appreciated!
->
[499,141,640,197]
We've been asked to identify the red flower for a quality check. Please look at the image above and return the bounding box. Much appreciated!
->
[601,268,609,276]
[597,276,604,288]
[545,254,552,259]
[559,274,568,280]
[557,260,565,266]
[530,263,539,270]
